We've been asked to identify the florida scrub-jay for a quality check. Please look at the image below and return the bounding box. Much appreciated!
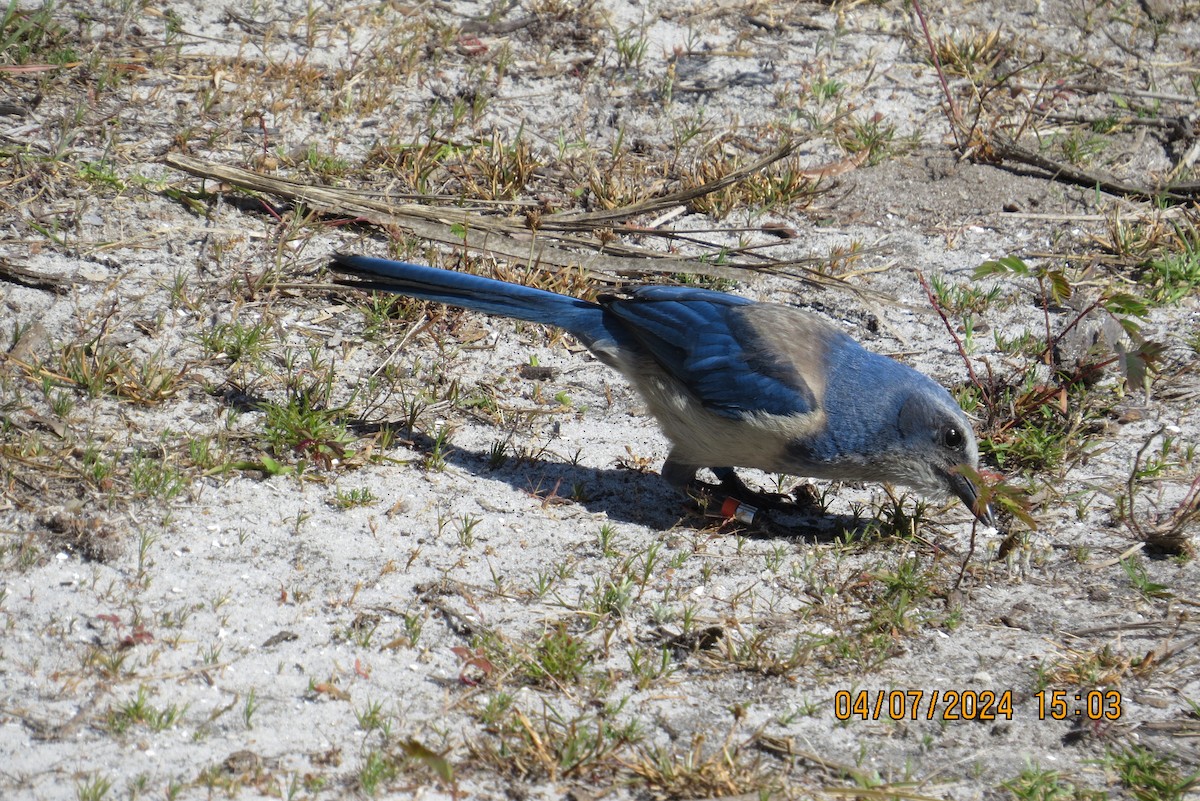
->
[330,254,994,526]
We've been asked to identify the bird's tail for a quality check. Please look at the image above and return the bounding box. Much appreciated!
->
[329,254,606,337]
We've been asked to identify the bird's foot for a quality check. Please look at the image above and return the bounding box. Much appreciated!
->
[717,473,818,512]
[687,476,817,524]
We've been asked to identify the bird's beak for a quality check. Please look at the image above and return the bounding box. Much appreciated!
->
[948,468,996,528]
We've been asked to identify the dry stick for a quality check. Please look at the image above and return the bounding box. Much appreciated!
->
[956,513,981,590]
[163,149,842,288]
[990,135,1199,202]
[1124,426,1166,544]
[1037,83,1198,104]
[1042,112,1190,131]
[1035,272,1053,365]
[0,260,69,293]
[165,152,739,281]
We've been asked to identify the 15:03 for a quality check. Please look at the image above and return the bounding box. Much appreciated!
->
[1035,689,1122,720]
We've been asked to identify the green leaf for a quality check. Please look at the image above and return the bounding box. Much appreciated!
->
[1044,269,1072,303]
[974,255,1029,279]
[1117,340,1163,393]
[401,739,454,783]
[1104,292,1149,320]
[259,455,293,476]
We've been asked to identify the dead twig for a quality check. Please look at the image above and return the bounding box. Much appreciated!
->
[989,135,1200,203]
[0,259,69,293]
[163,148,837,287]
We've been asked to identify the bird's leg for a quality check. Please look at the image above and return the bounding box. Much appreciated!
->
[660,456,700,493]
[662,455,736,513]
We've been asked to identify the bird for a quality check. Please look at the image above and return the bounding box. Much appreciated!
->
[329,253,995,527]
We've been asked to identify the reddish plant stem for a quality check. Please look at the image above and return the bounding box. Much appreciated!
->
[917,271,983,393]
[911,0,963,151]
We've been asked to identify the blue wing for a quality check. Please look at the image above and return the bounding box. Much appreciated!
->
[331,256,826,423]
[601,286,820,419]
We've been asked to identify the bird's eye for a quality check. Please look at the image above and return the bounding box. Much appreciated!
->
[943,427,964,449]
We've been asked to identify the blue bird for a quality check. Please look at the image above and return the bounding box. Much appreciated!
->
[330,254,995,526]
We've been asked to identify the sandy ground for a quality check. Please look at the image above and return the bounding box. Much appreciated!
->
[1,1,1199,799]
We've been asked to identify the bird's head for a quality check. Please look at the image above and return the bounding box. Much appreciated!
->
[886,389,994,527]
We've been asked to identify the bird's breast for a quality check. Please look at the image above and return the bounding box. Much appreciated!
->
[631,372,828,474]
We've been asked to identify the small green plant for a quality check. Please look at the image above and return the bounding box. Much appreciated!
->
[129,451,188,501]
[75,774,113,801]
[355,698,388,734]
[487,438,509,468]
[1099,214,1200,306]
[333,486,377,509]
[868,556,936,635]
[764,543,788,573]
[84,644,130,680]
[1001,763,1105,801]
[597,524,620,557]
[242,688,259,730]
[929,275,1004,315]
[525,624,593,687]
[1051,129,1107,166]
[200,643,223,669]
[628,644,676,690]
[358,749,398,796]
[354,292,425,339]
[135,529,157,586]
[1,2,77,65]
[611,21,649,70]
[347,613,380,648]
[1143,235,1200,304]
[1119,557,1171,601]
[197,320,273,363]
[78,160,125,192]
[424,425,453,471]
[457,514,481,548]
[261,396,353,469]
[965,257,1159,489]
[186,435,219,470]
[81,446,116,491]
[303,144,349,179]
[810,76,844,102]
[982,402,1074,472]
[587,574,635,623]
[403,611,423,647]
[1103,745,1196,801]
[838,113,905,165]
[531,568,556,598]
[106,686,187,734]
[478,691,515,727]
[55,340,122,398]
